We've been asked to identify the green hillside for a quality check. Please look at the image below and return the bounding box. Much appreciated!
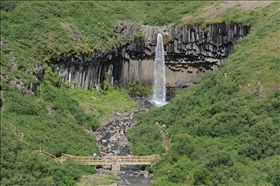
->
[1,1,280,185]
[1,1,208,81]
[1,1,209,185]
[126,2,280,186]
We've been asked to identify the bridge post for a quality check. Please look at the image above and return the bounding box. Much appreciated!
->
[111,163,120,171]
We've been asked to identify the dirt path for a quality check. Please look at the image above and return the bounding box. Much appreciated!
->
[182,1,274,22]
[161,131,170,151]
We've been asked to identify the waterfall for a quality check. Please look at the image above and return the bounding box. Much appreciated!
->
[151,33,167,107]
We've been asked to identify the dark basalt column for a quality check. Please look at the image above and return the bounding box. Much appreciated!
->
[51,22,250,96]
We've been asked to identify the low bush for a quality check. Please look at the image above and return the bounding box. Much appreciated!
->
[128,3,280,185]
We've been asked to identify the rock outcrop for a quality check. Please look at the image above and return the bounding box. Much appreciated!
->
[2,57,43,96]
[51,22,250,97]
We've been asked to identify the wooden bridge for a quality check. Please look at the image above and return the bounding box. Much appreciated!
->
[64,153,159,170]
[7,122,161,171]
[36,148,160,171]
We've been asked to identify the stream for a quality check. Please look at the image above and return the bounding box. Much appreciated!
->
[93,98,153,186]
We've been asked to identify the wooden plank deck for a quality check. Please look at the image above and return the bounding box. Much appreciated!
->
[62,153,160,166]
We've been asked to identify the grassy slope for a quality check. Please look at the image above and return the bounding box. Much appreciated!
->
[126,2,280,186]
[1,1,209,82]
[1,1,209,185]
[1,81,136,185]
[67,87,138,123]
[1,1,279,185]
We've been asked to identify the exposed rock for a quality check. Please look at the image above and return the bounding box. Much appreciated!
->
[4,50,12,55]
[51,22,250,99]
[142,170,150,178]
[47,106,54,114]
[8,58,18,71]
[92,99,153,185]
[5,59,43,96]
[258,81,267,101]
[32,63,43,82]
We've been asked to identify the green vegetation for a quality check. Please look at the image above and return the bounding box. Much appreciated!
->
[128,82,153,98]
[1,112,96,186]
[67,87,137,123]
[1,81,135,184]
[78,172,118,186]
[127,2,280,185]
[1,1,280,185]
[1,1,209,84]
[126,122,165,156]
[134,31,144,40]
[2,1,209,184]
[3,84,97,154]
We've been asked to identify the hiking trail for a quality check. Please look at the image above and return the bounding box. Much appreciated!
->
[161,131,170,150]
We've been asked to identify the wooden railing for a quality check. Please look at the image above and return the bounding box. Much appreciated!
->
[36,148,65,163]
[6,122,162,169]
[8,122,24,137]
[62,154,160,165]
[7,122,29,147]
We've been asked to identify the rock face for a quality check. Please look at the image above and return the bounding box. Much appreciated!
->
[3,58,43,96]
[52,22,250,96]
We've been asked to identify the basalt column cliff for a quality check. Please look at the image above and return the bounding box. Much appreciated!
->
[52,22,250,95]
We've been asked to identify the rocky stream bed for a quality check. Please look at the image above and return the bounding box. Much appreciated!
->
[82,98,154,186]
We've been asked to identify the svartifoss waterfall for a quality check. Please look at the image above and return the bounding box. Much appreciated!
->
[151,33,167,107]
